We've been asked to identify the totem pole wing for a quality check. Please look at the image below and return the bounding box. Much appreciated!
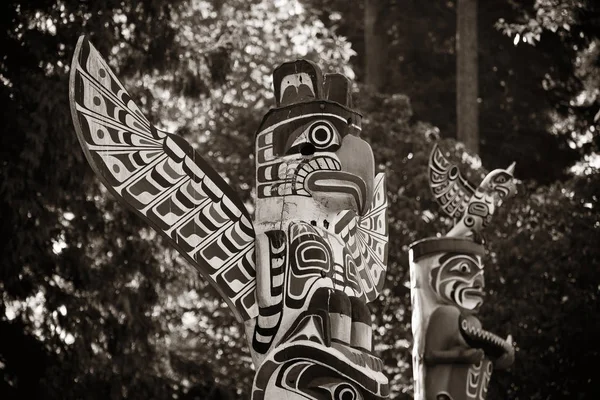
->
[357,173,389,297]
[335,173,388,303]
[69,36,257,322]
[428,144,476,220]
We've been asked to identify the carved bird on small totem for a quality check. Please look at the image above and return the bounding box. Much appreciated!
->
[428,144,517,237]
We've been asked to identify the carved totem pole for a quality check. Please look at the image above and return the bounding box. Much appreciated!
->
[409,144,517,400]
[69,36,389,399]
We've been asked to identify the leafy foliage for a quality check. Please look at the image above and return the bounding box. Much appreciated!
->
[0,0,196,397]
[482,170,600,399]
[1,0,599,399]
[301,0,600,184]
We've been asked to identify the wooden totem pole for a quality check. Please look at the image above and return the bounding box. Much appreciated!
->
[409,144,517,400]
[69,36,389,399]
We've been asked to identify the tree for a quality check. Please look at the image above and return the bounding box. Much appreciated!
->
[483,170,600,399]
[290,5,600,396]
[351,87,600,399]
[301,0,599,183]
[364,0,388,91]
[456,0,479,153]
[0,0,195,397]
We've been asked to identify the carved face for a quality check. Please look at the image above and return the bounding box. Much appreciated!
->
[429,253,484,312]
[254,63,375,217]
[255,109,374,212]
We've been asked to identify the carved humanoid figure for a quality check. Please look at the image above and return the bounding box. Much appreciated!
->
[409,238,514,400]
[409,146,516,400]
[69,37,389,400]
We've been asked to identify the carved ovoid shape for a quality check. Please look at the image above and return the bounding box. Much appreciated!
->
[409,237,515,400]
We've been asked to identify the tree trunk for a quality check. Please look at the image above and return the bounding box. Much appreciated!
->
[364,0,387,92]
[456,0,479,153]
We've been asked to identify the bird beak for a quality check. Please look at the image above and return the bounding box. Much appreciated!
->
[335,135,375,215]
[506,162,516,175]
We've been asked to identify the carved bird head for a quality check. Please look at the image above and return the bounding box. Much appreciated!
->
[480,162,517,202]
[254,60,375,225]
[429,252,485,313]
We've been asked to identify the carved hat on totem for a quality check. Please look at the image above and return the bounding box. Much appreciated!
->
[255,60,362,137]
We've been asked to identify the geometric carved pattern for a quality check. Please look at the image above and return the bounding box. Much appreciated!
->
[252,342,389,400]
[429,143,517,237]
[429,143,476,220]
[335,173,388,302]
[69,36,257,322]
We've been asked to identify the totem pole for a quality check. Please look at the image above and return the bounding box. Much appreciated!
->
[409,144,517,400]
[69,36,389,399]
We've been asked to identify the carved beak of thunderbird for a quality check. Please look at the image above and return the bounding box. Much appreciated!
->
[305,134,374,216]
[506,162,516,175]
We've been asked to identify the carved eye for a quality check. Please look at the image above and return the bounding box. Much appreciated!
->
[451,262,471,274]
[448,165,459,180]
[288,121,340,155]
[308,122,339,150]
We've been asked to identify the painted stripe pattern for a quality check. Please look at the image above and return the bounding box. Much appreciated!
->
[334,173,389,303]
[69,36,257,322]
[252,230,286,354]
[429,143,476,219]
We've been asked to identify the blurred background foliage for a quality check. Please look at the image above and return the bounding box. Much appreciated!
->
[0,0,598,399]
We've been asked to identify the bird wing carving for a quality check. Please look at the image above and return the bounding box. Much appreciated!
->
[334,173,388,303]
[428,144,476,220]
[69,36,257,322]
